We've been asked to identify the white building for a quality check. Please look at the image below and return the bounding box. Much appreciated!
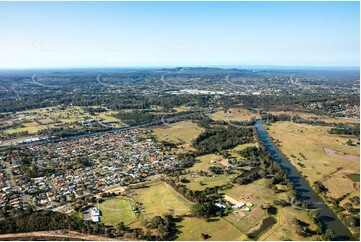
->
[91,208,101,222]
[232,202,245,209]
[214,203,226,209]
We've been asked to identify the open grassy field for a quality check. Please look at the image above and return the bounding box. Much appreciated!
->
[181,146,263,191]
[223,179,273,232]
[223,179,318,240]
[228,143,258,159]
[98,112,122,122]
[189,154,224,172]
[267,121,360,198]
[98,197,138,226]
[1,105,125,136]
[131,182,191,218]
[22,105,97,123]
[175,176,317,240]
[339,190,360,208]
[181,173,230,191]
[151,121,204,145]
[178,154,230,191]
[263,206,319,241]
[270,111,360,125]
[4,126,41,134]
[176,217,246,241]
[208,107,260,122]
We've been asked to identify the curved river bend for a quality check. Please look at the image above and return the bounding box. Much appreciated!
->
[255,120,352,240]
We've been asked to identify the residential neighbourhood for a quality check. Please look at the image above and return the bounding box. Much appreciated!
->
[0,129,180,213]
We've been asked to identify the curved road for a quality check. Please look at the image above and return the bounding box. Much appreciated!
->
[0,110,209,151]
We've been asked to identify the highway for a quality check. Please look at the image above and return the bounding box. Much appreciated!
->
[0,110,210,151]
[0,109,213,212]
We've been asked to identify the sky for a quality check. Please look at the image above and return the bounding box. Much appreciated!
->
[0,1,359,69]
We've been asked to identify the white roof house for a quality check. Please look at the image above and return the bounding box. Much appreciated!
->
[214,203,226,209]
[232,202,245,209]
[91,208,101,222]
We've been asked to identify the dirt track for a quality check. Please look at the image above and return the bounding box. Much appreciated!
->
[0,230,116,241]
[323,147,359,161]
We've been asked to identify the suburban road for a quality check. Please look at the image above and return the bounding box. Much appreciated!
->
[0,110,214,211]
[1,160,29,206]
[0,110,212,151]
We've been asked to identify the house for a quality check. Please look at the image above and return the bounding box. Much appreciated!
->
[91,207,101,222]
[214,203,226,210]
[232,202,245,209]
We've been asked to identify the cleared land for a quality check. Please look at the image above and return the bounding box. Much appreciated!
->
[176,217,246,241]
[181,154,230,191]
[263,206,318,241]
[228,143,258,159]
[267,121,360,198]
[2,105,125,136]
[270,111,360,125]
[339,190,360,208]
[0,230,115,241]
[224,179,318,240]
[223,179,272,233]
[189,154,224,172]
[98,197,138,226]
[181,173,230,191]
[131,182,191,218]
[209,107,260,122]
[152,121,204,144]
[5,126,40,134]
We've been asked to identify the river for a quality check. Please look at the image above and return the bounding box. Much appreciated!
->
[255,120,352,240]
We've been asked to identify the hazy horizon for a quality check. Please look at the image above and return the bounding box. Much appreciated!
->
[0,1,359,68]
[0,64,360,71]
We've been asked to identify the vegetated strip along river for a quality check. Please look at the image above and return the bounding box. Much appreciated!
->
[255,120,352,240]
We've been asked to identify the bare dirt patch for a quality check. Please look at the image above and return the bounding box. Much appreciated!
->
[0,230,114,241]
[323,147,359,161]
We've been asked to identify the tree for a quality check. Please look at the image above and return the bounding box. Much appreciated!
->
[115,221,126,236]
[313,181,328,193]
[145,229,153,241]
[323,229,336,241]
[349,196,360,205]
[201,233,210,240]
[190,202,217,219]
[149,216,164,229]
[344,202,353,212]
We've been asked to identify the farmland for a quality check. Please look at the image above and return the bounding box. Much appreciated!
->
[176,217,246,241]
[223,179,274,233]
[223,179,319,240]
[263,206,319,241]
[0,66,359,240]
[208,107,260,122]
[178,154,230,190]
[0,105,125,142]
[266,121,360,198]
[269,111,360,125]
